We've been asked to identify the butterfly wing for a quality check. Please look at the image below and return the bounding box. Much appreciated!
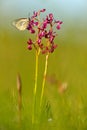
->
[12,18,29,31]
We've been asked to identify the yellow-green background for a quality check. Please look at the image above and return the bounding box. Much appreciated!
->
[0,0,87,129]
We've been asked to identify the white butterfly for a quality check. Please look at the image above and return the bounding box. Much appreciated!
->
[12,18,29,31]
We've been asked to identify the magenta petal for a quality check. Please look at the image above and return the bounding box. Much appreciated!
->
[56,25,61,30]
[34,22,38,26]
[37,39,41,44]
[28,45,32,50]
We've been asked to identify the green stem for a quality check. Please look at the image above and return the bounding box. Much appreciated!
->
[32,50,39,125]
[40,54,49,109]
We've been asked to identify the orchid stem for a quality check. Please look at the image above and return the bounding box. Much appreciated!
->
[40,54,49,110]
[32,50,39,125]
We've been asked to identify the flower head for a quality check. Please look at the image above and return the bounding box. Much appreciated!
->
[26,9,63,54]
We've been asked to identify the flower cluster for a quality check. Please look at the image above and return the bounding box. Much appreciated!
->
[27,9,63,54]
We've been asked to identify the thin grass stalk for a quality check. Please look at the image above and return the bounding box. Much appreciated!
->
[32,50,39,125]
[40,54,49,110]
[17,74,22,125]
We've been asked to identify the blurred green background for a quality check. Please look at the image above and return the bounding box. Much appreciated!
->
[0,0,87,129]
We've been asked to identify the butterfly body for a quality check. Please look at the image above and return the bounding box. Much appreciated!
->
[12,18,29,31]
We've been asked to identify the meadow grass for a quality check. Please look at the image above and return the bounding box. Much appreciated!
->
[0,28,87,130]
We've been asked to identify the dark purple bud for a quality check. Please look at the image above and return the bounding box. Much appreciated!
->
[30,29,35,33]
[55,21,63,30]
[27,39,33,45]
[42,50,47,54]
[45,32,49,38]
[38,33,42,39]
[41,31,45,36]
[30,20,35,26]
[49,35,55,43]
[46,46,49,51]
[46,13,54,24]
[56,24,61,30]
[39,31,45,39]
[30,20,38,26]
[60,21,63,24]
[28,45,32,50]
[49,44,57,53]
[33,11,38,17]
[34,22,38,26]
[39,43,43,49]
[37,39,41,44]
[55,21,63,24]
[49,13,53,21]
[40,9,46,12]
[27,24,32,30]
[49,47,54,53]
[46,16,50,24]
[42,20,48,29]
[53,44,58,49]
